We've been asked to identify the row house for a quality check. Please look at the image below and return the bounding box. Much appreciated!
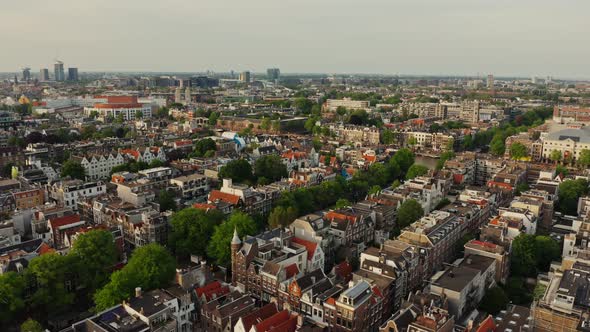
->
[405,132,455,151]
[325,208,375,249]
[323,280,384,332]
[464,239,510,284]
[288,167,336,187]
[328,124,381,146]
[13,188,45,210]
[278,268,330,314]
[200,291,256,332]
[290,214,335,270]
[231,228,325,302]
[72,152,126,180]
[208,179,277,216]
[47,179,106,211]
[120,146,166,164]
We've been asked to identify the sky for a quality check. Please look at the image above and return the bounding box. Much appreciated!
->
[2,0,589,78]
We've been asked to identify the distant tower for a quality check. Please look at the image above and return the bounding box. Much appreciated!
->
[267,68,280,81]
[185,87,191,103]
[531,76,537,84]
[22,68,31,82]
[54,61,65,81]
[230,228,241,285]
[174,88,182,103]
[487,74,494,89]
[68,68,79,81]
[239,71,251,83]
[39,68,49,81]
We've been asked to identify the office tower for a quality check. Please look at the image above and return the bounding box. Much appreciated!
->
[68,67,79,81]
[267,68,280,80]
[22,68,31,81]
[487,74,494,89]
[185,87,191,103]
[174,88,182,103]
[531,76,537,84]
[54,61,65,81]
[39,68,49,81]
[239,71,251,83]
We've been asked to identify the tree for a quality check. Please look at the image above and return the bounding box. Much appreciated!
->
[149,159,165,168]
[479,286,509,315]
[135,110,143,119]
[26,253,76,315]
[208,212,257,266]
[208,112,220,126]
[434,198,451,210]
[260,117,271,131]
[396,199,424,229]
[462,135,474,150]
[219,159,254,184]
[381,129,394,145]
[254,155,288,183]
[368,185,382,196]
[511,234,537,277]
[268,206,298,229]
[192,138,216,157]
[61,160,85,180]
[25,131,44,144]
[436,151,455,170]
[406,164,429,180]
[94,244,175,310]
[549,149,562,164]
[391,148,415,175]
[158,190,177,212]
[70,230,118,292]
[391,179,402,189]
[20,319,43,332]
[0,272,25,324]
[535,236,560,271]
[169,208,224,258]
[509,142,528,160]
[558,179,589,215]
[335,198,351,209]
[578,149,590,168]
[490,134,506,156]
[293,97,314,114]
[407,136,418,147]
[504,276,532,305]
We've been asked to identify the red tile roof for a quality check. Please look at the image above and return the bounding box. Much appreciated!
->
[475,315,497,332]
[49,214,81,229]
[291,237,318,261]
[334,261,352,282]
[268,315,298,332]
[325,211,357,224]
[254,310,290,332]
[37,242,55,255]
[285,263,299,278]
[193,203,217,211]
[208,190,240,205]
[240,303,278,332]
[120,149,140,160]
[195,281,230,302]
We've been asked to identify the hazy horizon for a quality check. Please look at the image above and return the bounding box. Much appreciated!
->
[3,0,589,79]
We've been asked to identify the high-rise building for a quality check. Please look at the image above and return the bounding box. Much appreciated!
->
[174,88,182,103]
[184,87,191,103]
[266,68,280,80]
[54,61,65,81]
[39,68,49,81]
[22,68,31,82]
[239,71,251,83]
[68,67,79,81]
[487,74,494,88]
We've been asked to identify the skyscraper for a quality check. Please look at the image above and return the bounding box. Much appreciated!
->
[184,87,191,103]
[22,68,31,82]
[174,88,182,103]
[487,74,494,89]
[267,68,280,80]
[68,67,79,81]
[39,68,49,81]
[54,61,65,81]
[239,71,251,83]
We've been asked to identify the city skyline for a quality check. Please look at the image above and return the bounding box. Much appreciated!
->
[2,0,590,78]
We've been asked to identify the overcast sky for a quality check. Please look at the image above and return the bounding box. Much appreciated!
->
[2,0,589,78]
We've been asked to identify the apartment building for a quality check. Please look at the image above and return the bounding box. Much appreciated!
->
[47,179,106,210]
[72,152,126,180]
[170,173,209,201]
[541,127,590,162]
[324,98,370,112]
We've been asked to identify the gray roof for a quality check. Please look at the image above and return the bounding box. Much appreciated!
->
[546,128,590,143]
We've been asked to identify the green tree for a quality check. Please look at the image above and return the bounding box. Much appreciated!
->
[509,142,528,160]
[169,208,224,258]
[192,138,217,157]
[381,129,394,144]
[293,97,314,114]
[406,164,429,180]
[549,149,562,164]
[254,155,288,183]
[511,234,537,277]
[70,230,118,292]
[504,277,532,305]
[436,151,455,170]
[26,253,76,315]
[490,134,506,156]
[61,160,85,180]
[578,149,590,168]
[535,235,560,271]
[135,110,143,119]
[397,199,424,229]
[260,117,271,131]
[219,159,254,184]
[208,112,220,126]
[558,179,589,215]
[479,286,509,315]
[434,198,451,210]
[207,212,257,266]
[149,159,165,168]
[407,136,418,147]
[268,206,299,229]
[391,179,402,189]
[94,244,175,311]
[0,272,25,324]
[391,148,415,176]
[368,185,382,196]
[158,190,177,212]
[335,198,351,209]
[20,319,43,332]
[462,135,474,150]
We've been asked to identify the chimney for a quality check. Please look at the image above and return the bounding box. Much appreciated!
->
[135,287,142,297]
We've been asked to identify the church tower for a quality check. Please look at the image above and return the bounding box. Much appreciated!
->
[230,228,241,285]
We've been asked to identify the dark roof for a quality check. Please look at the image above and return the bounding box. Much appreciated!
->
[0,238,42,255]
[126,289,174,317]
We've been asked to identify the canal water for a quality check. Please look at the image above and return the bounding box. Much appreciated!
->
[414,155,439,170]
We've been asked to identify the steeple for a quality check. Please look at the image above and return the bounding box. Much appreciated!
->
[231,227,241,245]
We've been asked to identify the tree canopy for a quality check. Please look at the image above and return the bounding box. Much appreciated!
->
[396,199,424,229]
[406,164,429,180]
[70,230,118,292]
[509,142,528,160]
[218,159,254,184]
[558,179,589,215]
[268,206,298,229]
[169,208,224,258]
[479,286,509,315]
[158,190,177,212]
[254,155,288,184]
[207,212,258,266]
[61,160,85,180]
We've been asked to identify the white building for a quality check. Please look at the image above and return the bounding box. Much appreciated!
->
[47,180,107,210]
[73,153,126,181]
